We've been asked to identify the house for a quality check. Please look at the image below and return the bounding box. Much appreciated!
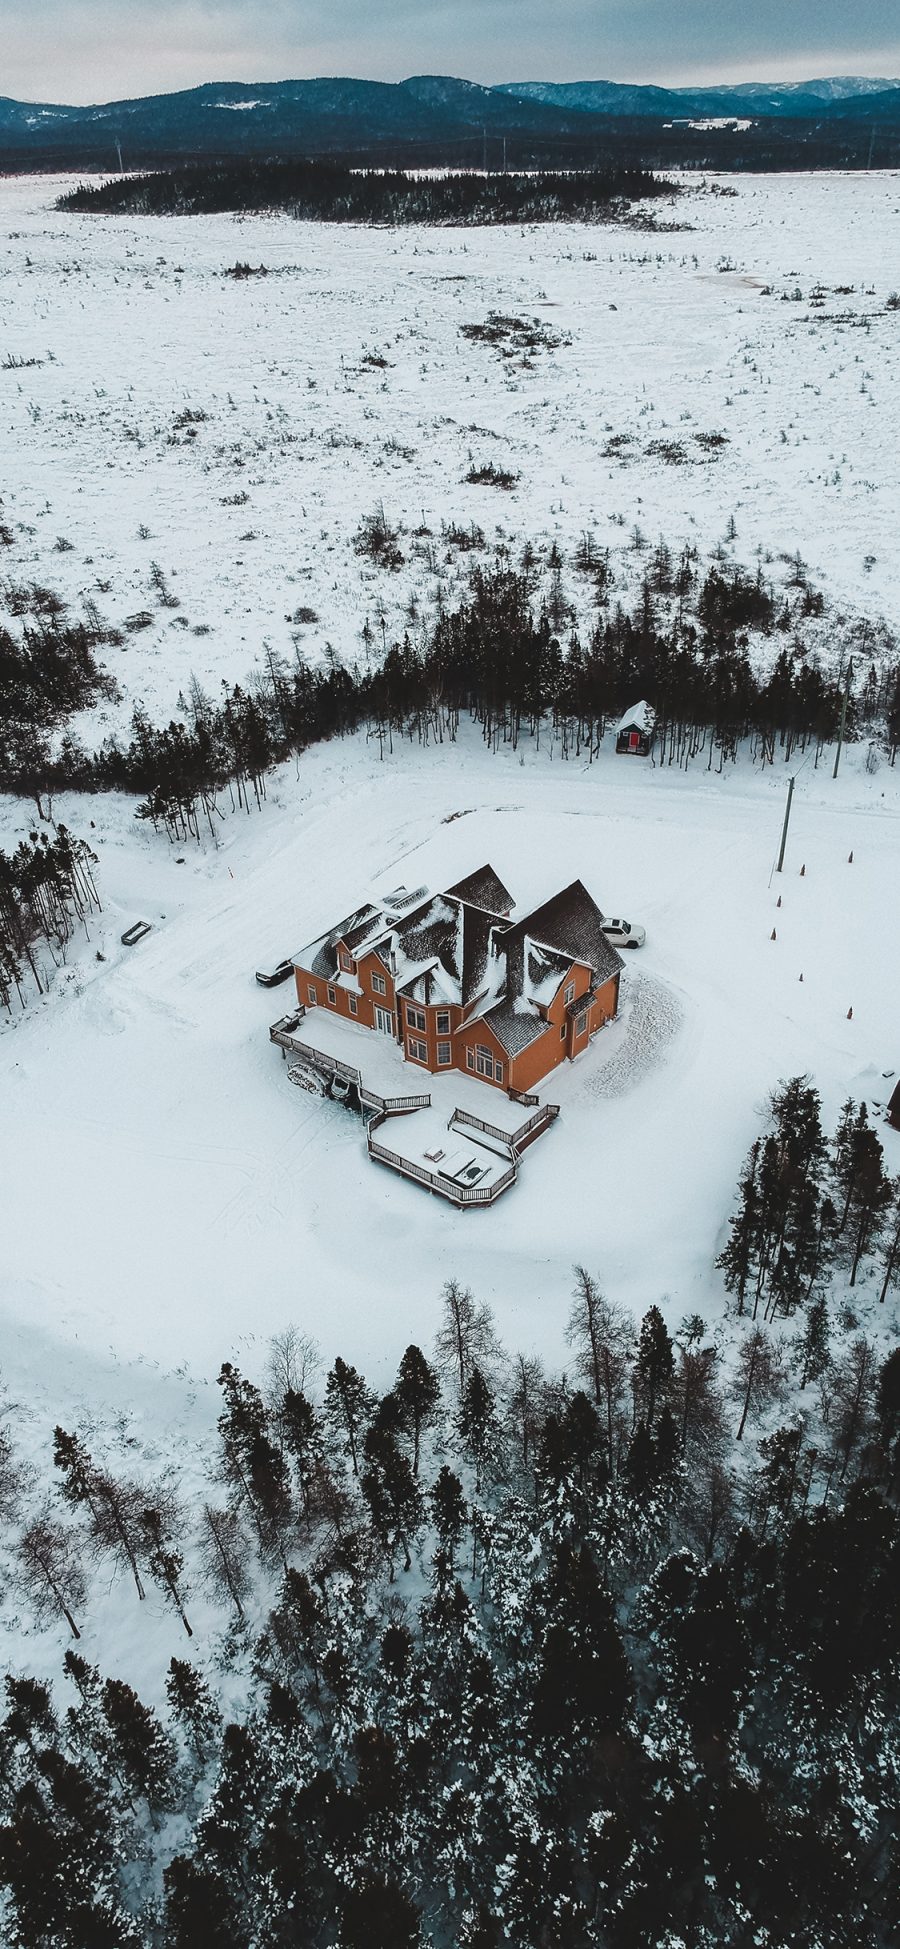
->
[615,700,656,756]
[293,866,622,1097]
[888,1078,900,1132]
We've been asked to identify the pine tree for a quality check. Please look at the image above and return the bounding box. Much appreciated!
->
[456,1365,501,1494]
[393,1344,441,1474]
[797,1291,830,1387]
[280,1386,324,1524]
[717,1138,760,1314]
[324,1357,375,1477]
[430,1466,467,1570]
[876,1176,900,1303]
[166,1660,221,1766]
[101,1680,178,1814]
[633,1306,674,1430]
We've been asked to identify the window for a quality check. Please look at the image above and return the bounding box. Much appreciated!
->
[466,1048,475,1072]
[575,1009,587,1036]
[307,985,317,1005]
[564,981,576,1005]
[406,1004,426,1032]
[436,1010,450,1035]
[407,1036,428,1063]
[495,1062,504,1084]
[338,949,352,971]
[371,971,387,996]
[437,1041,451,1066]
[327,984,337,1005]
[560,1022,566,1040]
[348,996,358,1016]
[476,1044,494,1080]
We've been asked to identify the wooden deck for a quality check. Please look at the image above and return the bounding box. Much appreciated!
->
[269,1005,558,1206]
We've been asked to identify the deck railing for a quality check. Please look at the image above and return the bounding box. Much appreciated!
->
[452,1107,516,1153]
[366,1109,518,1206]
[269,1006,306,1049]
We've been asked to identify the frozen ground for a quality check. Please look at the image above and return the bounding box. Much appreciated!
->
[0,170,898,737]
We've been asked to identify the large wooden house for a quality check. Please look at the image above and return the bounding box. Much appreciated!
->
[293,866,622,1096]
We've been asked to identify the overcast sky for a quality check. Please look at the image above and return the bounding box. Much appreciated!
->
[7,0,900,104]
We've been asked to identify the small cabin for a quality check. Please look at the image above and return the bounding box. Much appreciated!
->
[888,1078,900,1132]
[615,700,655,757]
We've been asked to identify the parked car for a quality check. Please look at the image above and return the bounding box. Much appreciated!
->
[255,958,295,988]
[601,917,645,949]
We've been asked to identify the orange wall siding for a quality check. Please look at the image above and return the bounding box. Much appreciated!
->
[398,996,461,1075]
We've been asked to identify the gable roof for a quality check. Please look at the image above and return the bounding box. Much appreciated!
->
[616,699,655,736]
[297,901,388,980]
[500,879,623,988]
[444,864,514,916]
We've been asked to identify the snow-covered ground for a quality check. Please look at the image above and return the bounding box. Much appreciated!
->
[1,168,898,1707]
[3,728,897,1395]
[1,170,898,735]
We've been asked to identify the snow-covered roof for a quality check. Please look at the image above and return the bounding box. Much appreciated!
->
[481,1003,552,1058]
[444,864,514,916]
[296,870,621,1045]
[296,900,388,979]
[615,699,655,736]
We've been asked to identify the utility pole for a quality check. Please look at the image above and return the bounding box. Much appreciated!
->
[833,656,854,780]
[116,140,124,173]
[776,774,795,873]
[502,136,507,173]
[482,125,487,172]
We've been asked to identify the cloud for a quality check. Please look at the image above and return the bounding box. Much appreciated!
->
[7,0,900,104]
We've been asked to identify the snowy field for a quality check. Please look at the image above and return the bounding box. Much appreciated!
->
[1,165,898,1399]
[1,170,899,733]
[0,167,899,1704]
[2,729,897,1400]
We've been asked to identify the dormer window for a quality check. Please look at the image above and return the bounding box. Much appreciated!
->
[338,950,353,972]
[564,981,575,1005]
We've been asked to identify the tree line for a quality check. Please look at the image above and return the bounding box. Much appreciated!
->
[6,540,897,849]
[58,160,676,225]
[0,1201,898,1946]
[0,827,101,1014]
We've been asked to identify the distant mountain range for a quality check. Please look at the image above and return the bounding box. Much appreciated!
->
[2,72,899,165]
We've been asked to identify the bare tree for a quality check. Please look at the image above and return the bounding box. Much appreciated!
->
[0,1424,30,1527]
[141,1506,192,1637]
[733,1326,783,1441]
[434,1280,500,1401]
[265,1325,321,1414]
[54,1428,147,1600]
[17,1513,86,1639]
[565,1267,633,1466]
[827,1335,877,1484]
[198,1503,252,1621]
[673,1343,726,1459]
[505,1353,546,1473]
[683,1459,735,1562]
